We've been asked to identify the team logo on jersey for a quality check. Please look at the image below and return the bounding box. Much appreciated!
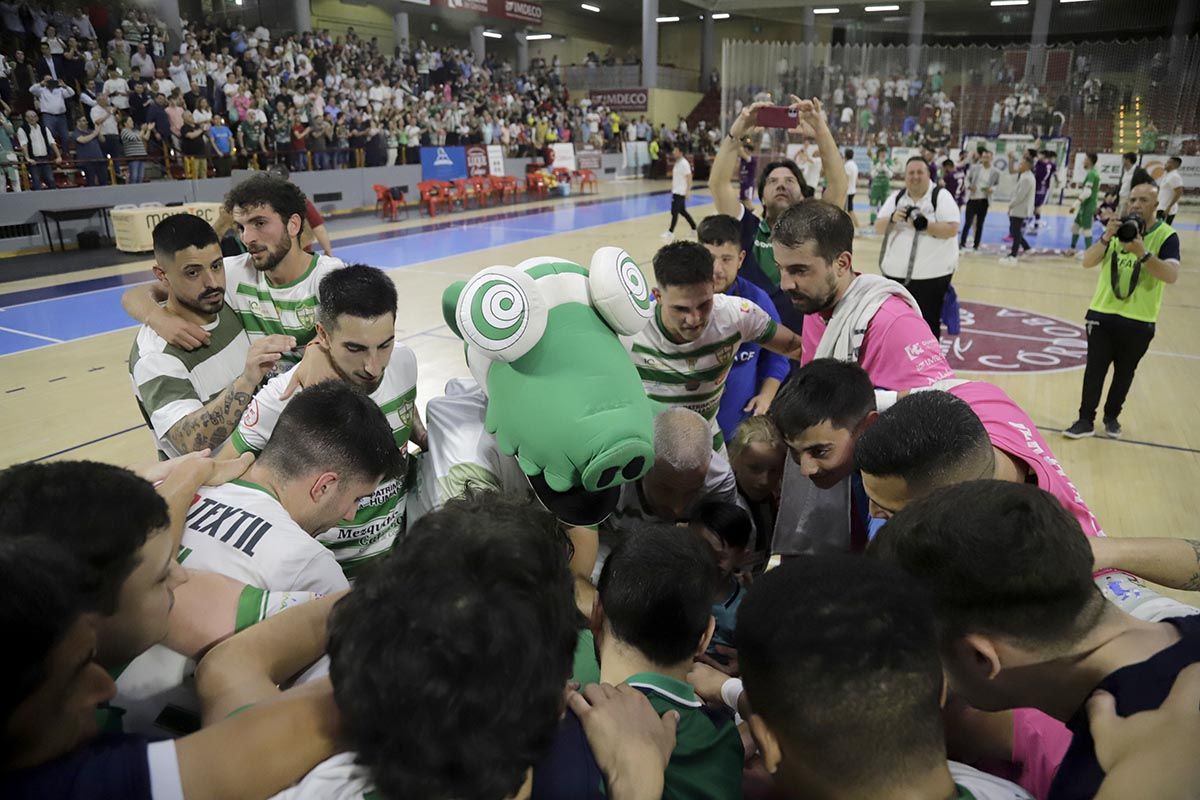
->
[243,399,260,428]
[296,305,315,329]
[716,344,736,365]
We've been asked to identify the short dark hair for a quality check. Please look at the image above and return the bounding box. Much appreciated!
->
[843,148,854,160]
[756,159,813,203]
[1168,156,1182,166]
[739,554,945,789]
[695,501,751,550]
[259,382,402,483]
[0,537,87,746]
[599,523,718,666]
[1086,152,1098,165]
[771,200,855,264]
[152,213,220,262]
[316,264,398,330]
[906,155,928,169]
[223,173,307,230]
[328,492,578,800]
[652,241,714,289]
[0,462,168,615]
[871,481,1104,648]
[696,214,741,249]
[941,159,954,168]
[1123,152,1137,164]
[855,390,993,495]
[770,358,875,439]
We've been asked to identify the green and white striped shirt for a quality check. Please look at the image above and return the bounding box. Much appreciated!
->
[230,343,419,579]
[129,304,250,459]
[223,251,345,365]
[625,293,777,434]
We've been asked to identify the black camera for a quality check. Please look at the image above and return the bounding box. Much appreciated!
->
[903,205,929,232]
[1116,214,1144,243]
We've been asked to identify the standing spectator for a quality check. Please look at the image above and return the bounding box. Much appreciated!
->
[29,75,73,147]
[10,51,37,113]
[108,28,132,76]
[88,92,120,158]
[144,91,170,157]
[17,109,61,189]
[130,43,155,81]
[68,113,107,185]
[1001,155,1035,265]
[960,148,998,252]
[1157,156,1183,225]
[663,146,696,240]
[843,147,861,230]
[102,66,129,112]
[208,113,233,176]
[237,114,267,168]
[309,115,331,170]
[289,108,310,171]
[120,114,151,183]
[128,80,149,125]
[179,109,207,178]
[1065,183,1181,440]
[0,112,21,192]
[69,7,95,41]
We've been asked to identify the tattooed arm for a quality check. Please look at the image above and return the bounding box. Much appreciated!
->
[760,323,805,362]
[1091,537,1200,592]
[164,334,295,454]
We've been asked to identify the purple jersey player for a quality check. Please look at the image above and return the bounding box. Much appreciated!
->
[738,147,756,204]
[1033,151,1057,227]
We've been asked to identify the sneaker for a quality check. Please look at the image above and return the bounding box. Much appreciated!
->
[1003,234,1013,242]
[999,255,1018,265]
[1063,419,1095,439]
[1074,250,1086,261]
[1103,418,1122,439]
[660,231,674,241]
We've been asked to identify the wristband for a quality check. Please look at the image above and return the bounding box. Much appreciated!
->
[720,677,744,712]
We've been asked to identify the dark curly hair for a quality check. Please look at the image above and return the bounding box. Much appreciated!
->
[327,491,580,800]
[222,173,307,232]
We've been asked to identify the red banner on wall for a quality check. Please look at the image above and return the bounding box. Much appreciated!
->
[432,0,542,25]
[589,88,648,112]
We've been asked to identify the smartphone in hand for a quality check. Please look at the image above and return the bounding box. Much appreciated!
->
[756,105,798,129]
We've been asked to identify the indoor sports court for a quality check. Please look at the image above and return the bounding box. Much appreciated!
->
[2,0,1200,798]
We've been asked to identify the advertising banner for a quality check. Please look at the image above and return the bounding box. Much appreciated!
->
[486,144,506,176]
[589,88,648,112]
[420,146,468,182]
[549,143,577,171]
[577,147,602,171]
[433,0,541,25]
[466,145,489,177]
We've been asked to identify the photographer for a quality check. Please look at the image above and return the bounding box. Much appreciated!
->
[874,156,961,336]
[1065,182,1180,440]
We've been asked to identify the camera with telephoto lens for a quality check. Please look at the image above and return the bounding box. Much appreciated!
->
[1116,214,1144,243]
[903,205,929,232]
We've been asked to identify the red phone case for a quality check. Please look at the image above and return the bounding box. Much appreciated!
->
[756,106,798,129]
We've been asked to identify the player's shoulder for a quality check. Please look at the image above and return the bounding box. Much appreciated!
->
[269,752,374,800]
[131,322,171,363]
[314,255,346,273]
[223,251,253,275]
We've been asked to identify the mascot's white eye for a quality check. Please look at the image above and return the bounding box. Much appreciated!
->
[589,246,654,336]
[455,265,548,362]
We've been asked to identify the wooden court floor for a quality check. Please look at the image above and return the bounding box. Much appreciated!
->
[1,181,1198,561]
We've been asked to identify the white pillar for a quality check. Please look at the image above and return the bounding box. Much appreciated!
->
[392,12,409,56]
[642,0,658,89]
[516,30,529,73]
[470,25,485,64]
[1025,0,1051,82]
[700,13,714,93]
[907,0,924,77]
[156,0,182,44]
[290,0,311,34]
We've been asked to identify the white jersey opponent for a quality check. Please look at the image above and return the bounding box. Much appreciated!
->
[223,252,344,365]
[182,480,349,594]
[129,304,250,458]
[408,377,529,525]
[229,343,418,579]
[625,293,778,441]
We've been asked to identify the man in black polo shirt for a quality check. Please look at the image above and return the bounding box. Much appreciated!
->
[708,97,847,334]
[872,480,1200,800]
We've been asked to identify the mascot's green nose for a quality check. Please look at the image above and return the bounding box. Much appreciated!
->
[580,438,654,493]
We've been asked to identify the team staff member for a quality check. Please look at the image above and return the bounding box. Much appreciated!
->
[662,145,697,240]
[1065,182,1180,440]
[959,147,998,252]
[1157,156,1183,225]
[708,97,847,333]
[874,156,960,336]
[130,214,294,458]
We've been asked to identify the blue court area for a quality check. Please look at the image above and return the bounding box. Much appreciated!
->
[0,190,708,357]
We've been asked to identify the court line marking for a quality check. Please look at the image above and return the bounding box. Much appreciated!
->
[0,325,64,343]
[1036,425,1200,456]
[953,326,1200,361]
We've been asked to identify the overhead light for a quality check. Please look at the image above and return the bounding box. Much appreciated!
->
[1059,0,1094,3]
[990,0,1028,5]
[483,30,502,38]
[813,7,840,14]
[865,4,899,9]
[712,12,730,19]
[526,33,552,40]
[656,15,679,22]
[580,3,600,11]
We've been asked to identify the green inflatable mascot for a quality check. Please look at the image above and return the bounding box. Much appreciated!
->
[441,247,656,522]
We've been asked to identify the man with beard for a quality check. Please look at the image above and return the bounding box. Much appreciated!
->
[129,214,295,458]
[708,97,847,334]
[122,175,345,362]
[225,265,426,580]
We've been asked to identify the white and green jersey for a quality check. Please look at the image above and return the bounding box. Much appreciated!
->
[270,753,375,800]
[409,377,529,526]
[223,252,344,364]
[182,480,349,594]
[948,761,1034,799]
[230,344,418,578]
[625,293,777,436]
[129,304,250,459]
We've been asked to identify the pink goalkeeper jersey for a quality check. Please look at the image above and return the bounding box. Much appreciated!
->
[1012,708,1072,800]
[949,381,1104,538]
[801,291,953,390]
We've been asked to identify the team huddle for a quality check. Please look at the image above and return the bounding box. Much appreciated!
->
[3,100,1200,800]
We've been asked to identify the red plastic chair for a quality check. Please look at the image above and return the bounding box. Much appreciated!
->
[468,176,491,207]
[525,171,549,199]
[372,184,398,221]
[452,178,479,209]
[576,169,598,194]
[417,180,450,217]
[552,167,573,188]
